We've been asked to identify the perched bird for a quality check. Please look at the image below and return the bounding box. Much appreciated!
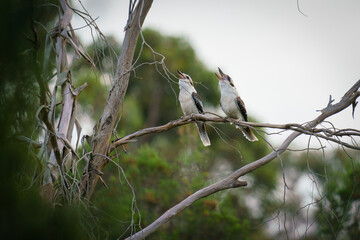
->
[215,68,258,142]
[178,70,211,146]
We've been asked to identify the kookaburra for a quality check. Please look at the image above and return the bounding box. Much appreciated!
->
[215,68,258,142]
[178,70,211,146]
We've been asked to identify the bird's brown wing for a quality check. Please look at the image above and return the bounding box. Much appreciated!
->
[235,96,248,121]
[192,92,204,114]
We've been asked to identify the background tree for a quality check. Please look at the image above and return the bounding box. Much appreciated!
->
[74,30,277,239]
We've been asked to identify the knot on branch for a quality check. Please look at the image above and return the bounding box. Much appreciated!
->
[231,180,248,188]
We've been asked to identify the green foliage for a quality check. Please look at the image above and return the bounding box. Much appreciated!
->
[71,36,121,121]
[166,195,252,240]
[93,144,268,239]
[93,145,182,238]
[126,29,221,129]
[74,69,109,120]
[315,151,360,239]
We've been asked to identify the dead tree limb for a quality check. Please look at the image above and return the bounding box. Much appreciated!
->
[110,114,299,151]
[126,80,360,240]
[80,0,154,198]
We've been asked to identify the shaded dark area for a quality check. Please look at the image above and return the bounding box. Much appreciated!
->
[0,1,86,239]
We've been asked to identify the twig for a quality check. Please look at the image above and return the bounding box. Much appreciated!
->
[16,136,42,148]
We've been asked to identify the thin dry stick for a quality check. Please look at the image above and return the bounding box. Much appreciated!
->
[126,80,360,240]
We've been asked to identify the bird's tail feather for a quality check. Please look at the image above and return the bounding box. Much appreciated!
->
[236,125,258,142]
[196,122,211,146]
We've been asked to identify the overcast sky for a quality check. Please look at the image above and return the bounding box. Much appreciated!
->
[72,0,360,148]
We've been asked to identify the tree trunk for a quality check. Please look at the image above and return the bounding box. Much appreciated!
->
[80,0,154,198]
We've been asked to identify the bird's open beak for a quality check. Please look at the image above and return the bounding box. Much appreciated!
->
[215,67,225,80]
[177,70,184,78]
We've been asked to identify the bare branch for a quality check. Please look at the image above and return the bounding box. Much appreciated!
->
[126,80,360,240]
[110,114,297,150]
[110,109,360,152]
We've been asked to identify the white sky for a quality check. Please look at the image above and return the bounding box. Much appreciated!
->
[72,0,360,148]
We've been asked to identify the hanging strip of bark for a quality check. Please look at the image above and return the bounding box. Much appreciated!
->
[47,0,74,184]
[42,0,87,202]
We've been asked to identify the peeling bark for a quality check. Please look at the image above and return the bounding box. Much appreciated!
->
[40,0,87,202]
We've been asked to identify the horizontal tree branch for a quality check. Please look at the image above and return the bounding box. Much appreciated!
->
[126,80,360,240]
[111,96,360,153]
[110,114,299,151]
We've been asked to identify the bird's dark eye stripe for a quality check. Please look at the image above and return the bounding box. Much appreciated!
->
[186,76,189,79]
[226,76,234,87]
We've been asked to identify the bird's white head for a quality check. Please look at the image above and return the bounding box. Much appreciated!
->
[178,70,194,88]
[215,67,236,90]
